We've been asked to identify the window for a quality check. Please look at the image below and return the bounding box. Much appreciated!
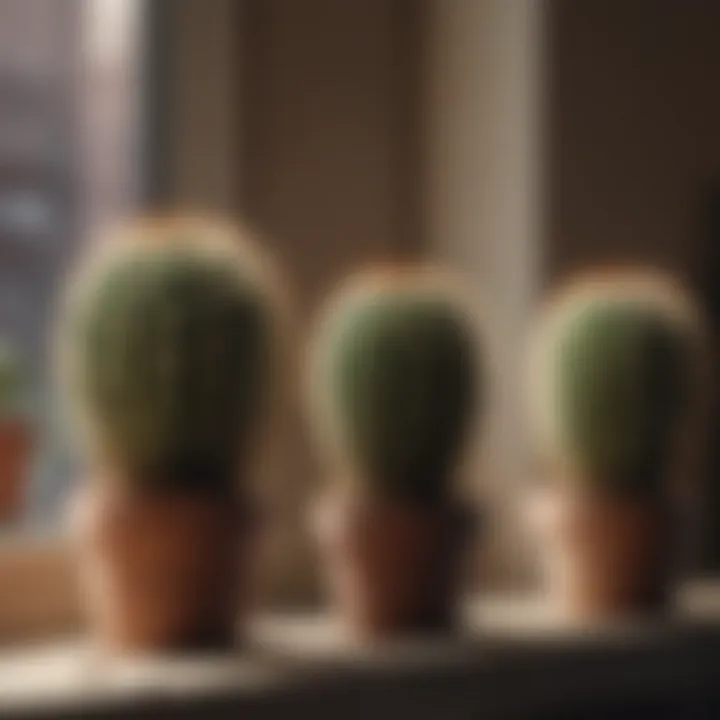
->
[0,0,144,532]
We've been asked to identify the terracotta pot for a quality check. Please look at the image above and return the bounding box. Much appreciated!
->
[527,488,673,622]
[311,491,476,640]
[0,421,32,523]
[70,483,259,654]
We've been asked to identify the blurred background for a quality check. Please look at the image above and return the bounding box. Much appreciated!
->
[1,0,720,607]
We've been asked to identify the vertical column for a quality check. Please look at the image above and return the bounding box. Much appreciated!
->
[424,0,545,588]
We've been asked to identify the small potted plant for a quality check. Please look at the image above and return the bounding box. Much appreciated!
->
[58,214,279,653]
[306,266,483,641]
[0,342,32,523]
[525,270,707,622]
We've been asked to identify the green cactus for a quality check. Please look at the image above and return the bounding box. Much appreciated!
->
[64,238,274,495]
[546,296,696,496]
[312,279,480,504]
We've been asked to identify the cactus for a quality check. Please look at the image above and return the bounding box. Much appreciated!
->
[310,271,480,504]
[61,217,275,495]
[529,276,701,497]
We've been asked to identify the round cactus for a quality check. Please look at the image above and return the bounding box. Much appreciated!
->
[528,273,703,497]
[310,269,481,504]
[61,216,276,495]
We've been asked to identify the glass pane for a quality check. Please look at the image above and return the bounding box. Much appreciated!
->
[0,0,145,531]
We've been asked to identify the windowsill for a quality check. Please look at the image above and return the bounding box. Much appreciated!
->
[1,592,720,719]
[0,534,80,646]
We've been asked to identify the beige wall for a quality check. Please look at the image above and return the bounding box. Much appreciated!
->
[547,0,720,285]
[158,0,240,213]
[238,0,424,306]
[236,0,426,603]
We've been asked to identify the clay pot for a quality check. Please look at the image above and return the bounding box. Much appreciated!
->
[70,483,259,654]
[0,421,32,523]
[528,488,673,622]
[311,491,476,640]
